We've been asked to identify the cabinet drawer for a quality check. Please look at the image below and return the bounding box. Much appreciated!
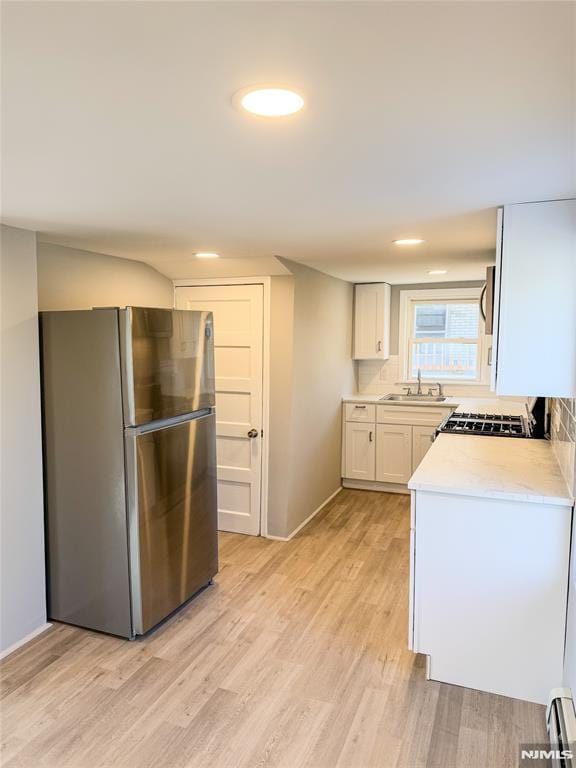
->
[345,403,376,422]
[377,405,452,426]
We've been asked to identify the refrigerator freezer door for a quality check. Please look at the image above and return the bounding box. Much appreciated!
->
[121,308,215,426]
[126,412,218,635]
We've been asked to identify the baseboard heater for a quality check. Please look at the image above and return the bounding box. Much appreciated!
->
[547,688,576,767]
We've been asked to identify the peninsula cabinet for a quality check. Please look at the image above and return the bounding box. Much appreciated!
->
[492,198,576,397]
[353,283,391,360]
[409,488,572,704]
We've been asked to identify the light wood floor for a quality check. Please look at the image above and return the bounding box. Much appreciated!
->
[1,490,546,768]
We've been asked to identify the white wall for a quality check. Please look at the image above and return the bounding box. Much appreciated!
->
[1,225,47,653]
[550,398,576,498]
[277,259,355,538]
[146,255,292,281]
[37,242,174,310]
[267,276,296,537]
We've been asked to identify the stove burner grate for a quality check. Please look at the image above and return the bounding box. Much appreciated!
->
[438,412,529,438]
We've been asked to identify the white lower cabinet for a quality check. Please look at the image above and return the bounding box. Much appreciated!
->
[342,403,451,489]
[411,426,436,473]
[344,422,375,481]
[410,490,571,704]
[375,424,412,483]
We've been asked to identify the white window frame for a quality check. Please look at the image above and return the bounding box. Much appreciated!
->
[398,287,487,384]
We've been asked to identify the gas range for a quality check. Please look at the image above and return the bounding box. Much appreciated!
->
[437,412,530,438]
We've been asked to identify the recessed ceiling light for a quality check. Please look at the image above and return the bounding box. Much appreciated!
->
[393,238,425,246]
[195,252,220,259]
[428,269,447,275]
[236,87,304,117]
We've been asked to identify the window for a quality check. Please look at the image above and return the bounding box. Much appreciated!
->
[399,288,484,382]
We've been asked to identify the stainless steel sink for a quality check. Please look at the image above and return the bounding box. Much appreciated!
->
[380,394,447,402]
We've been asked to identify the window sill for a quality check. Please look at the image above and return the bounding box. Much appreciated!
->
[396,380,490,387]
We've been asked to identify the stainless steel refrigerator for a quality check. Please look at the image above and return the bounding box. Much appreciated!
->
[40,307,218,639]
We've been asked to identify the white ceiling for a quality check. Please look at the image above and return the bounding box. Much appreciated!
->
[2,1,574,283]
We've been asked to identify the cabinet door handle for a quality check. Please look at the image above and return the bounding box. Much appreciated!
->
[369,431,373,442]
[354,405,366,409]
[377,340,382,352]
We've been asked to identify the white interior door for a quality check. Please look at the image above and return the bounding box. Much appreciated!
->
[175,285,263,535]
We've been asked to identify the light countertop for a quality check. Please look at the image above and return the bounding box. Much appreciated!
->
[343,394,529,416]
[408,433,573,507]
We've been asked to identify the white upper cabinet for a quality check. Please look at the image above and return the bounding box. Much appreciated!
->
[353,283,391,360]
[492,199,576,397]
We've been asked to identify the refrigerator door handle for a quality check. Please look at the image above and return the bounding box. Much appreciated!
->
[127,408,214,436]
[118,307,136,427]
[124,430,142,637]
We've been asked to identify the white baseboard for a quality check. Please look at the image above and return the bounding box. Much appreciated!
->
[342,479,410,495]
[266,486,343,541]
[0,622,52,661]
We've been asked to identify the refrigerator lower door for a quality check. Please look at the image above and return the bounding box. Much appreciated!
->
[125,411,218,635]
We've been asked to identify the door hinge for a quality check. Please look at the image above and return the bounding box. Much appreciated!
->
[261,429,264,437]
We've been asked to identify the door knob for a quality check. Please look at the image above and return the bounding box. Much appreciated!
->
[247,429,259,439]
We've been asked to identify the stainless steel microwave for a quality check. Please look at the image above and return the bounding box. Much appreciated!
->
[480,265,496,335]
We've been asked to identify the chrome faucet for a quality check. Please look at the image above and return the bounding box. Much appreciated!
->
[427,382,444,397]
[416,368,423,395]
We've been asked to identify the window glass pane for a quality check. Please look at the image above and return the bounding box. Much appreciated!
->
[414,304,446,338]
[411,342,479,379]
[414,302,479,339]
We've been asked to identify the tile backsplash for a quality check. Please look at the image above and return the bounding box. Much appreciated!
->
[357,357,498,398]
[550,398,576,496]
